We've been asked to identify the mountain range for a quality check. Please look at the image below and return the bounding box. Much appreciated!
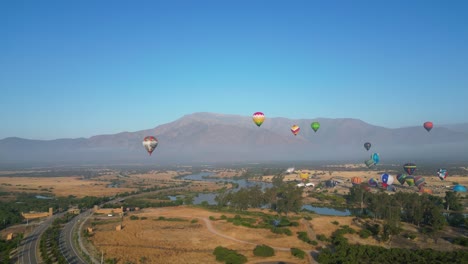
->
[1,112,468,167]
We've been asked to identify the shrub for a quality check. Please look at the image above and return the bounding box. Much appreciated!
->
[331,221,339,225]
[191,219,198,224]
[359,229,372,239]
[271,227,292,236]
[129,215,139,220]
[316,234,329,242]
[213,246,247,264]
[291,248,305,259]
[140,217,147,220]
[304,216,312,220]
[220,215,227,220]
[253,244,275,257]
[452,237,468,247]
[209,216,216,220]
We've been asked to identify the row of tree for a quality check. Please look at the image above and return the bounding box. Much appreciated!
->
[347,186,466,239]
[215,175,303,215]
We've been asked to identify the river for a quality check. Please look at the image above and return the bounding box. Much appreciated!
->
[175,172,352,216]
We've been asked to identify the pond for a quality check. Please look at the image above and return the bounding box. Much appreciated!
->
[177,172,352,216]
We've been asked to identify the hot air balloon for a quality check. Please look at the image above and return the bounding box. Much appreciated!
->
[419,188,433,194]
[403,163,417,175]
[351,177,362,186]
[405,175,415,186]
[380,173,394,188]
[142,136,158,156]
[453,185,467,192]
[387,185,397,192]
[423,121,433,132]
[299,172,310,183]
[437,168,447,180]
[372,153,380,165]
[252,112,265,127]
[311,122,320,132]
[365,153,380,168]
[364,142,371,151]
[414,176,426,189]
[291,125,300,136]
[368,178,378,187]
[396,173,407,185]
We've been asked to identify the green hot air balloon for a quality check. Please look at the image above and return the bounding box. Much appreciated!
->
[311,122,320,132]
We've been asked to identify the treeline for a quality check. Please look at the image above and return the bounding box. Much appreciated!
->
[215,175,302,215]
[317,225,468,263]
[347,186,466,238]
[0,194,110,230]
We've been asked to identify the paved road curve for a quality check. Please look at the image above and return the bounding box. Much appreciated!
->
[18,213,64,264]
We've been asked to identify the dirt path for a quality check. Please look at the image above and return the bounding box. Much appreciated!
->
[301,219,319,264]
[197,217,291,252]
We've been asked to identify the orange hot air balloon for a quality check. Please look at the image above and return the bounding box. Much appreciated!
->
[419,188,433,194]
[291,125,300,136]
[351,177,362,186]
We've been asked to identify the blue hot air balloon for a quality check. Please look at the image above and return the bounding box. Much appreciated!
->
[453,185,467,192]
[372,153,380,165]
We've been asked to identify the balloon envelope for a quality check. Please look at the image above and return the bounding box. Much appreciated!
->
[414,176,426,189]
[397,173,407,185]
[291,125,300,136]
[311,122,320,132]
[142,136,158,155]
[368,178,378,187]
[453,185,467,192]
[403,163,417,175]
[364,142,371,151]
[423,121,433,132]
[381,173,394,188]
[351,177,362,186]
[253,112,265,127]
[372,153,380,165]
[365,159,375,168]
[437,168,448,180]
[405,175,415,186]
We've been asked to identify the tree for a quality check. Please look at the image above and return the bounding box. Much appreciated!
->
[272,175,285,188]
[276,184,302,216]
[444,191,462,211]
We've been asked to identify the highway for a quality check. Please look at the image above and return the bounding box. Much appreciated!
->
[17,213,64,264]
[59,210,95,264]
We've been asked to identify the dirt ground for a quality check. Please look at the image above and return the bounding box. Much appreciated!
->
[0,170,212,199]
[88,206,311,264]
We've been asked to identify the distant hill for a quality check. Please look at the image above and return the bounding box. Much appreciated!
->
[1,112,468,166]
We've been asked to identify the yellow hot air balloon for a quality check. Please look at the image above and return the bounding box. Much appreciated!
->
[291,125,300,136]
[252,112,265,127]
[299,172,309,182]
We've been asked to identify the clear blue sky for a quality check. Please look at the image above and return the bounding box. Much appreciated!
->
[1,0,467,140]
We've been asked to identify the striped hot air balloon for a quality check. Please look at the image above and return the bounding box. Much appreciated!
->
[403,163,417,175]
[351,177,362,186]
[414,176,426,189]
[397,173,407,185]
[368,178,378,187]
[252,112,265,127]
[291,125,300,136]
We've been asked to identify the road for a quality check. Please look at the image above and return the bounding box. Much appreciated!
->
[59,210,95,264]
[18,213,64,264]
